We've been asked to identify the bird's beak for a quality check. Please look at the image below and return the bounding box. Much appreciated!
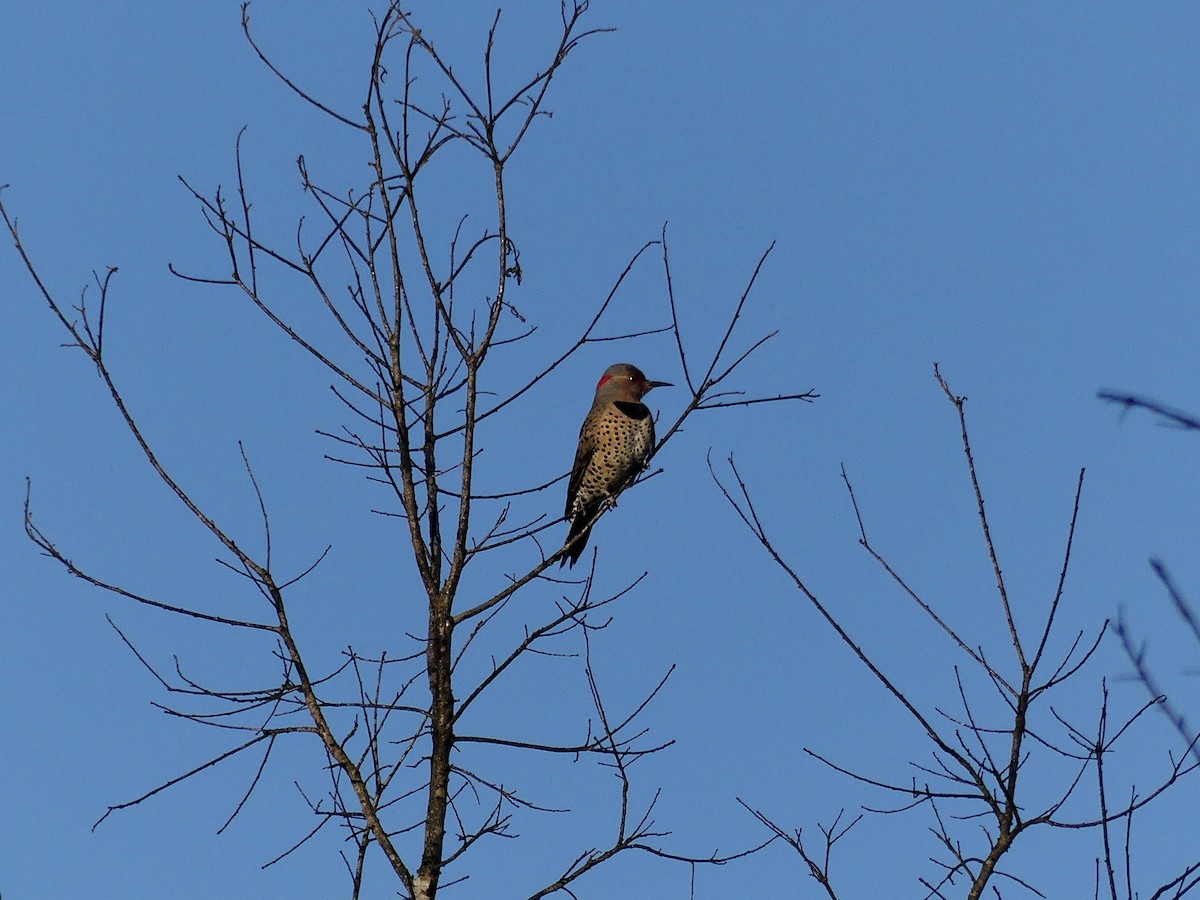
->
[645,380,672,392]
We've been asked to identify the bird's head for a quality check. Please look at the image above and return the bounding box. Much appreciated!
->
[595,363,672,401]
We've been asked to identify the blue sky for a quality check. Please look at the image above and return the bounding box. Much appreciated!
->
[3,2,1199,898]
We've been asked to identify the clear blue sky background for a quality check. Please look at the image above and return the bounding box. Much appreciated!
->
[3,3,1199,898]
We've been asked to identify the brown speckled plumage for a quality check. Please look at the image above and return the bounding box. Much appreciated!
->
[561,363,670,567]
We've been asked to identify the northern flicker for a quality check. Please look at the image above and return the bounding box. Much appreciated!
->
[561,363,671,567]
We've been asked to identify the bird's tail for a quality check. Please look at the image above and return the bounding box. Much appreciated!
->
[560,513,594,568]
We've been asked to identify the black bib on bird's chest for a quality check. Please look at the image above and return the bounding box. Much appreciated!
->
[613,401,651,419]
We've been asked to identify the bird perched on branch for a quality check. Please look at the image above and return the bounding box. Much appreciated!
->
[561,363,671,567]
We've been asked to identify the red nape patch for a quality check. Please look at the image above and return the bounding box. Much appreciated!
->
[596,374,613,389]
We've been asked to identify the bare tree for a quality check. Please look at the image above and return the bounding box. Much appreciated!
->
[1100,388,1200,748]
[4,4,811,898]
[718,367,1200,899]
[1101,388,1200,860]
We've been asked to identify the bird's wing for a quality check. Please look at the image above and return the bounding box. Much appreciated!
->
[564,428,595,518]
